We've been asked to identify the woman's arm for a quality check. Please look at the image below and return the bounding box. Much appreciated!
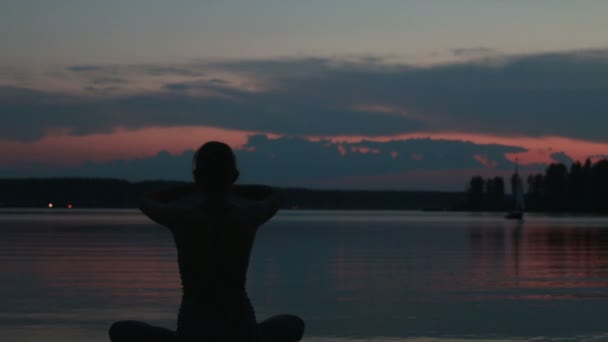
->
[139,184,198,227]
[232,185,283,225]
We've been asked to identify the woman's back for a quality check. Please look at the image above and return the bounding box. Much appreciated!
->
[139,190,279,340]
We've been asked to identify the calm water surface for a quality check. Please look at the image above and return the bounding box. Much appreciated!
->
[1,210,608,342]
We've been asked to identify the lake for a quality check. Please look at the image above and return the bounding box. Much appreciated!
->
[1,209,608,342]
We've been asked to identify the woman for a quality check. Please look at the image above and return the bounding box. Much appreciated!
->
[109,141,305,342]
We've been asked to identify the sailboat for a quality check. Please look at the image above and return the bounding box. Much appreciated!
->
[506,163,525,220]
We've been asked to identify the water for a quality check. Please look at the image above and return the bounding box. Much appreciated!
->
[1,209,608,342]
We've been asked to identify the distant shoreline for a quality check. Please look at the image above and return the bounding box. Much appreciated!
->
[4,177,608,214]
[0,177,466,211]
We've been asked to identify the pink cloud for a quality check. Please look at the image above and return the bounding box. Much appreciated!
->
[312,132,608,165]
[2,126,608,171]
[473,154,498,168]
[0,126,255,166]
[350,146,380,154]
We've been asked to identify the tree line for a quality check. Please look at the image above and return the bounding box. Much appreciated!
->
[467,158,608,213]
[0,178,465,210]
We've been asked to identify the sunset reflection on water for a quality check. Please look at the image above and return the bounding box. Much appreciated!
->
[1,210,608,342]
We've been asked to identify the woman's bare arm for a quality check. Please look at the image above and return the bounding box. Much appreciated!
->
[139,184,198,227]
[232,185,283,225]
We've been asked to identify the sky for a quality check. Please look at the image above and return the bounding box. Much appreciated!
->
[1,0,608,190]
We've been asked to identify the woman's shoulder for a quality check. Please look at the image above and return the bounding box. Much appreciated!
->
[226,193,280,226]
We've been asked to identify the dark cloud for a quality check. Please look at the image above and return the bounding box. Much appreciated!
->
[67,65,104,72]
[2,49,608,142]
[163,83,190,92]
[236,135,526,186]
[90,77,129,85]
[0,84,424,141]
[83,86,122,94]
[451,47,499,57]
[132,65,206,77]
[67,64,206,77]
[550,152,574,165]
[219,50,608,140]
[0,135,529,190]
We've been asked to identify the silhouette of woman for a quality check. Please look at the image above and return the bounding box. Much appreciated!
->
[109,141,305,342]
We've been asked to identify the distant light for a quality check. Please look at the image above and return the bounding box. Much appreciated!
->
[68,204,73,209]
[48,203,53,208]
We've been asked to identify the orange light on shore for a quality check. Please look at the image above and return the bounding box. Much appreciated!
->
[48,203,53,208]
[68,204,73,209]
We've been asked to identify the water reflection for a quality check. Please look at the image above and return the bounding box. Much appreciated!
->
[469,220,608,298]
[1,210,608,341]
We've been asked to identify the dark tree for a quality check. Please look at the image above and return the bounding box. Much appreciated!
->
[486,177,505,210]
[583,158,594,210]
[591,159,608,213]
[465,158,608,213]
[544,163,569,212]
[526,173,544,211]
[467,176,485,210]
[568,161,584,211]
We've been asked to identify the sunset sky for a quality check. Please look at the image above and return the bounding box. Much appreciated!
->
[1,1,608,190]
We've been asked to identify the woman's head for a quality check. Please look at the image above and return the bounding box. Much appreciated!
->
[192,141,239,196]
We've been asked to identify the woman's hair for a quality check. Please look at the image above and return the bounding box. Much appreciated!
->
[192,141,239,199]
